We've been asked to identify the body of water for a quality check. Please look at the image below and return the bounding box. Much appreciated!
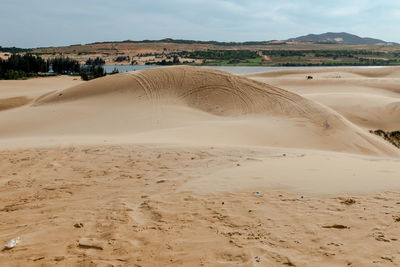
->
[104,65,386,75]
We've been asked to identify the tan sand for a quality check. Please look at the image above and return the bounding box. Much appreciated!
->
[1,66,397,156]
[246,67,400,131]
[0,96,32,111]
[0,75,83,99]
[0,66,399,266]
[0,53,10,60]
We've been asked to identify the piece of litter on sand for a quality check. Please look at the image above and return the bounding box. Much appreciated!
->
[156,179,167,184]
[322,224,350,229]
[255,192,260,195]
[77,238,104,250]
[3,237,20,250]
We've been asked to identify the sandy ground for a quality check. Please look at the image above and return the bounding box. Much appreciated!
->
[0,53,11,60]
[0,76,83,113]
[0,66,399,266]
[246,67,400,131]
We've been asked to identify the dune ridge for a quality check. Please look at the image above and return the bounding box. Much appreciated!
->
[36,66,325,119]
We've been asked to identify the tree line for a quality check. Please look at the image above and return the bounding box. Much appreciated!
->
[0,46,31,53]
[0,54,112,80]
[0,54,48,79]
[177,50,259,60]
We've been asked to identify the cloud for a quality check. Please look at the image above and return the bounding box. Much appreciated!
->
[1,0,400,47]
[327,6,364,17]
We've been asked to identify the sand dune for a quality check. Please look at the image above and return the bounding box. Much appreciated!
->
[0,96,31,111]
[303,93,400,131]
[0,66,397,156]
[1,66,400,266]
[0,75,82,99]
[246,66,400,79]
[247,67,400,132]
[35,66,321,117]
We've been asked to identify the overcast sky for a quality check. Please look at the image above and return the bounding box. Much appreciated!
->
[1,0,400,48]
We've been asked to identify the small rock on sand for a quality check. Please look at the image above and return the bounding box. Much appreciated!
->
[74,223,84,228]
[54,256,65,261]
[341,198,356,205]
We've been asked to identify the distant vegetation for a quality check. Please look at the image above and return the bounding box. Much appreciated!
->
[85,57,105,66]
[5,39,400,72]
[178,50,259,60]
[153,50,262,66]
[29,35,400,67]
[80,57,107,80]
[0,46,31,53]
[0,54,109,81]
[370,130,400,148]
[138,49,400,66]
[114,56,130,62]
[0,54,48,79]
[261,49,400,66]
[50,57,80,74]
[79,66,106,81]
[146,55,181,65]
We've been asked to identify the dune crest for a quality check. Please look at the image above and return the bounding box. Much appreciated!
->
[36,66,326,118]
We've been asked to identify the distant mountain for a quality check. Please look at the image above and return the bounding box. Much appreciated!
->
[287,32,397,45]
[86,33,397,47]
[88,38,274,46]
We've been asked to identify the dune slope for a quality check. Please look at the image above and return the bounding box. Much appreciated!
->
[0,66,398,156]
[246,67,400,132]
[36,66,323,118]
